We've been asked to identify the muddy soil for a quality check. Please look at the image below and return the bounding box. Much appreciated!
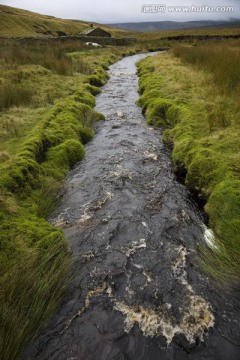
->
[22,53,240,360]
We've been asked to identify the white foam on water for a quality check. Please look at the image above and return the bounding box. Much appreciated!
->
[113,246,215,345]
[202,225,218,250]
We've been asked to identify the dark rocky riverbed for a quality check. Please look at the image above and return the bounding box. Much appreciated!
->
[22,53,240,360]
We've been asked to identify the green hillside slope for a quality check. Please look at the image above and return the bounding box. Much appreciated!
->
[0,4,128,38]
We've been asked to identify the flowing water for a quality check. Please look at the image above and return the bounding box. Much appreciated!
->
[23,53,240,359]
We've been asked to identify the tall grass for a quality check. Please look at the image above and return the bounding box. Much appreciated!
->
[0,241,71,360]
[73,59,93,75]
[0,40,86,75]
[0,39,98,114]
[173,40,240,93]
[0,83,34,111]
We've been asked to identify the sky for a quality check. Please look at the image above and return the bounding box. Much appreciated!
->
[1,0,240,23]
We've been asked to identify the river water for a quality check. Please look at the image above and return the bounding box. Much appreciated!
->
[23,53,240,359]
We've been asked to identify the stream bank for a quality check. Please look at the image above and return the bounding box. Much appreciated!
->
[22,52,240,360]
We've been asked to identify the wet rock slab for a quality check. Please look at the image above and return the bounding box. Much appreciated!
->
[22,53,240,360]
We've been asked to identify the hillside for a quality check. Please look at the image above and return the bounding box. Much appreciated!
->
[108,19,240,32]
[0,4,128,38]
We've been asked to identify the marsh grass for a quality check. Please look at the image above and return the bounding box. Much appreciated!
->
[35,180,65,218]
[0,41,117,157]
[0,151,10,162]
[173,40,240,94]
[206,101,231,131]
[74,59,93,75]
[0,240,71,360]
[198,231,240,290]
[0,40,79,75]
[81,107,104,128]
[0,83,34,111]
[0,115,22,136]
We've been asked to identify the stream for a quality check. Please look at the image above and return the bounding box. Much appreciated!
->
[23,52,240,359]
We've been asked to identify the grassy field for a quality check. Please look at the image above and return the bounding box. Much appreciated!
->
[139,25,240,40]
[173,39,240,93]
[135,25,240,52]
[137,39,240,287]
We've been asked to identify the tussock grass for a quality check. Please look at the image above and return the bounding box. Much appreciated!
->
[0,238,71,360]
[0,115,23,136]
[34,179,65,218]
[81,107,105,128]
[0,83,34,111]
[173,39,240,93]
[0,41,124,157]
[73,59,93,75]
[0,151,10,163]
[0,41,74,75]
[137,49,240,288]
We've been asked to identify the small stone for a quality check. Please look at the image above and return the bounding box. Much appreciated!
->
[117,111,124,118]
[101,218,109,224]
[144,153,158,161]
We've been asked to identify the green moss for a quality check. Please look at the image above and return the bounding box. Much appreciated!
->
[88,74,106,87]
[0,157,41,194]
[165,104,183,126]
[73,89,96,107]
[79,126,94,144]
[43,139,85,177]
[171,135,195,165]
[145,98,173,126]
[185,149,229,195]
[136,89,163,112]
[83,83,101,96]
[206,180,240,248]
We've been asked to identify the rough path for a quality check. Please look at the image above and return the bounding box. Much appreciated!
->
[23,53,240,360]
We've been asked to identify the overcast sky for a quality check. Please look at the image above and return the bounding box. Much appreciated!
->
[1,0,240,23]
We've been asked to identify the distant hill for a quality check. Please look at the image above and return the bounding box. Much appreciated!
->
[107,19,240,32]
[1,4,239,39]
[0,4,128,38]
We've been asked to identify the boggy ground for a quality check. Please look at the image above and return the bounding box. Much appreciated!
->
[22,53,240,360]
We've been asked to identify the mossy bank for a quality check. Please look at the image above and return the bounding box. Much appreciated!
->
[137,46,240,288]
[0,87,105,360]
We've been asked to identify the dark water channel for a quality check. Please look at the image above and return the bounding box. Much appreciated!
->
[23,53,240,359]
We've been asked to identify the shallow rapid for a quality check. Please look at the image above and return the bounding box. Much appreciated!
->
[23,53,240,360]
